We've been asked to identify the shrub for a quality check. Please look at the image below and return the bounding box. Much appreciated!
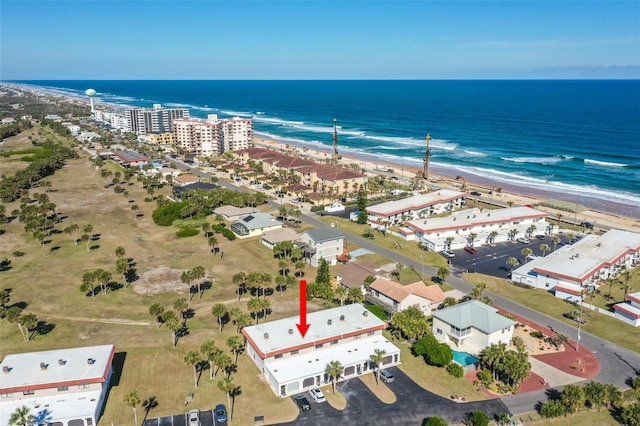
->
[423,417,448,426]
[477,369,492,385]
[173,218,207,229]
[12,251,25,257]
[412,334,453,367]
[176,227,199,238]
[447,362,464,378]
[530,330,544,339]
[466,410,489,426]
[221,228,236,240]
[152,202,188,226]
[539,400,566,418]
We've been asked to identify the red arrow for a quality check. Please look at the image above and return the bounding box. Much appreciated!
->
[296,279,310,337]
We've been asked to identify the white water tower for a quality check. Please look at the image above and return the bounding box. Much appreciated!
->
[85,88,96,113]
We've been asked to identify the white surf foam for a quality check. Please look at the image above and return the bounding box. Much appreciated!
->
[584,159,629,168]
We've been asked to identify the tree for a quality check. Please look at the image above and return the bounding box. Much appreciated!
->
[347,287,365,304]
[369,348,386,384]
[506,257,520,273]
[162,311,181,346]
[316,258,331,286]
[334,286,347,306]
[620,402,640,426]
[583,380,607,411]
[201,340,221,380]
[539,243,551,257]
[212,303,227,332]
[561,383,585,414]
[390,305,429,342]
[521,247,533,262]
[149,303,165,328]
[8,406,34,426]
[215,351,233,378]
[116,257,131,287]
[247,297,262,324]
[227,335,244,364]
[466,410,490,426]
[423,417,448,426]
[325,360,344,395]
[184,350,201,388]
[442,297,457,307]
[217,376,237,422]
[174,298,188,324]
[124,390,141,426]
[540,400,567,418]
[232,271,247,302]
[95,269,112,295]
[478,342,507,381]
[436,266,450,284]
[181,269,195,300]
[115,246,126,258]
[18,313,38,342]
[208,235,218,255]
[191,265,206,299]
[64,223,80,246]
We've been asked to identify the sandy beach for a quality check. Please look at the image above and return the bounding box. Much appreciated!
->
[252,135,640,232]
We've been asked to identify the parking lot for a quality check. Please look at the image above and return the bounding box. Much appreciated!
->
[448,234,574,278]
[143,408,226,426]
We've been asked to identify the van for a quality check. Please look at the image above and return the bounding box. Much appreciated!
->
[380,369,394,383]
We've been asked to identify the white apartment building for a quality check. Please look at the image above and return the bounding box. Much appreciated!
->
[242,304,400,397]
[174,115,253,156]
[511,229,640,291]
[0,344,115,426]
[367,190,467,228]
[406,207,550,251]
[125,104,189,136]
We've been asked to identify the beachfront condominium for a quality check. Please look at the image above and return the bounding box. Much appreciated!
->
[125,104,190,136]
[174,115,253,156]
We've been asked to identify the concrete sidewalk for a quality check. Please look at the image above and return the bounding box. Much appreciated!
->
[529,357,584,388]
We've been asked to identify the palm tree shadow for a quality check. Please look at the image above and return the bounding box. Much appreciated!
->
[142,396,159,422]
[231,386,242,421]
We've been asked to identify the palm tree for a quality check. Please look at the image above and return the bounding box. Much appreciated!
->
[191,265,206,299]
[173,298,188,324]
[115,246,126,258]
[467,232,477,247]
[212,303,227,332]
[369,348,387,385]
[334,286,347,306]
[445,236,454,249]
[347,287,365,304]
[552,235,561,251]
[539,243,551,257]
[479,342,507,381]
[488,231,498,244]
[227,335,244,364]
[247,297,262,324]
[561,384,585,414]
[116,257,131,287]
[131,204,140,219]
[208,236,218,255]
[9,406,34,426]
[162,311,181,346]
[325,360,344,395]
[149,303,165,328]
[583,380,607,411]
[521,247,533,262]
[184,350,201,388]
[214,352,233,378]
[19,313,38,342]
[217,376,237,422]
[181,270,195,299]
[506,257,520,273]
[232,272,247,302]
[124,390,141,426]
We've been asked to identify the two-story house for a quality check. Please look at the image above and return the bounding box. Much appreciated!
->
[0,344,115,426]
[231,213,283,239]
[242,304,400,397]
[299,228,345,267]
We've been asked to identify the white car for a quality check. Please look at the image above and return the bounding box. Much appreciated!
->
[188,409,200,426]
[308,387,326,403]
[441,250,455,258]
[517,237,530,244]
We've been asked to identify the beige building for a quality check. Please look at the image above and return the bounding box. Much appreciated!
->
[368,277,446,316]
[174,115,253,156]
[147,132,175,145]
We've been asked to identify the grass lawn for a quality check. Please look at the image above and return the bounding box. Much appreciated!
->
[463,273,640,354]
[359,373,396,403]
[318,216,449,269]
[520,410,619,425]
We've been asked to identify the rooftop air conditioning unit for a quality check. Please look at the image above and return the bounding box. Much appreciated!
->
[264,333,269,339]
[340,315,345,321]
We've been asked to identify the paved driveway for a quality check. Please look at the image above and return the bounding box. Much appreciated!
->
[144,409,223,426]
[274,367,510,426]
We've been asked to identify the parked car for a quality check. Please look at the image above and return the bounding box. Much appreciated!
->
[308,387,326,403]
[214,404,228,424]
[516,237,530,244]
[293,395,311,411]
[464,246,477,254]
[470,191,481,196]
[535,234,546,240]
[380,369,394,383]
[188,409,200,426]
[441,249,455,258]
[580,221,594,229]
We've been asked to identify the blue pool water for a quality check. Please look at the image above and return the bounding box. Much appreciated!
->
[452,350,479,367]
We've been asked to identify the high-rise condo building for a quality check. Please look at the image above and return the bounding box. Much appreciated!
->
[125,104,189,136]
[173,115,253,156]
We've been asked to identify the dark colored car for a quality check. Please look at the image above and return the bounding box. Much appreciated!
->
[464,246,477,254]
[215,404,228,423]
[293,395,311,411]
[470,191,481,196]
[580,221,594,229]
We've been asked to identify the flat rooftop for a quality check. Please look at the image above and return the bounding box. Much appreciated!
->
[0,344,115,392]
[367,190,466,216]
[243,304,385,357]
[265,335,399,385]
[407,206,548,233]
[517,230,640,282]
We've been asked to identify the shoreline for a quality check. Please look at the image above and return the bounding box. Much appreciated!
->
[252,134,640,232]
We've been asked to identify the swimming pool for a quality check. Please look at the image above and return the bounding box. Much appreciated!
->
[452,350,479,367]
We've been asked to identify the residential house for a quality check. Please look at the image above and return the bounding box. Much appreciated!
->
[299,228,345,267]
[368,277,446,316]
[242,304,400,397]
[432,300,516,354]
[0,344,115,426]
[231,213,283,238]
[336,262,380,295]
[260,228,301,250]
[213,205,260,222]
[113,150,149,167]
[172,182,218,200]
[173,174,201,186]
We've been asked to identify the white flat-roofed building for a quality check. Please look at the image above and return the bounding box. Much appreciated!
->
[0,344,115,426]
[432,300,515,354]
[219,117,253,152]
[614,292,640,327]
[366,190,467,228]
[125,105,189,136]
[406,207,550,251]
[511,229,640,291]
[242,304,399,397]
[174,115,253,156]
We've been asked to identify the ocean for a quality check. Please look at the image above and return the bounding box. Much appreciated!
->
[11,80,640,215]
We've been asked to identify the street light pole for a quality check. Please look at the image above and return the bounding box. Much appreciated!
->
[576,294,583,352]
[420,254,424,282]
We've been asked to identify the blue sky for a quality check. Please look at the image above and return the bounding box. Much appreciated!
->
[1,1,639,79]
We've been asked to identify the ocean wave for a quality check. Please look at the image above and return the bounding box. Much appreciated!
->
[361,134,457,151]
[220,109,253,117]
[501,156,564,165]
[584,158,629,168]
[253,116,305,126]
[463,150,487,157]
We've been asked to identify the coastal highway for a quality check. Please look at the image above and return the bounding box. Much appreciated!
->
[168,158,640,415]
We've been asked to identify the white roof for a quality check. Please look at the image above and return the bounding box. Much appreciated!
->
[264,335,399,384]
[367,190,466,216]
[213,205,259,217]
[0,344,115,392]
[407,206,548,233]
[242,304,385,357]
[514,230,640,282]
